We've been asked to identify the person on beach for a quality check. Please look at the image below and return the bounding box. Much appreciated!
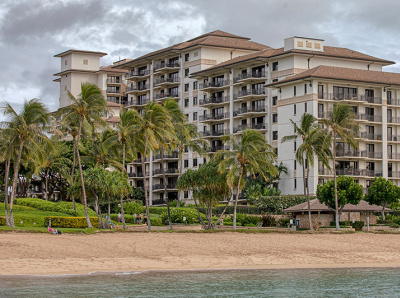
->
[139,214,143,224]
[47,226,53,233]
[117,213,121,222]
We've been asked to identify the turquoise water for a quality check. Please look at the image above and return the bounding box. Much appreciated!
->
[0,267,399,297]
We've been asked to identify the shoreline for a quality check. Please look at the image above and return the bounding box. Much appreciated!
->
[1,232,400,276]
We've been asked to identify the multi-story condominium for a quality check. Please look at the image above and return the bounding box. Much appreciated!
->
[54,49,129,127]
[55,31,399,204]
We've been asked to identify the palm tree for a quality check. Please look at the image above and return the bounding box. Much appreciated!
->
[104,108,141,229]
[1,99,50,227]
[321,102,360,230]
[57,82,108,228]
[282,113,331,230]
[135,101,174,230]
[214,129,278,229]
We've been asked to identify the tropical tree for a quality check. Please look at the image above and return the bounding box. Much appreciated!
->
[135,101,174,230]
[365,177,400,220]
[57,82,108,228]
[1,99,50,227]
[317,175,363,221]
[321,102,360,230]
[214,129,278,229]
[282,113,331,230]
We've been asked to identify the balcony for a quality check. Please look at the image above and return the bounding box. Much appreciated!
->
[233,124,249,133]
[234,88,266,100]
[126,69,150,79]
[355,114,382,122]
[387,117,400,124]
[199,96,229,107]
[154,92,180,100]
[208,145,226,153]
[388,153,400,159]
[388,135,400,142]
[106,88,121,94]
[336,150,367,158]
[318,93,382,104]
[199,113,229,123]
[153,77,180,87]
[199,130,227,138]
[233,71,266,84]
[126,84,150,94]
[152,168,179,176]
[366,152,383,159]
[152,152,179,161]
[251,123,268,130]
[106,78,121,84]
[389,171,400,178]
[153,62,180,72]
[233,105,267,117]
[387,98,400,106]
[319,168,383,177]
[126,99,149,107]
[199,80,230,91]
[128,172,148,178]
[153,183,177,191]
[131,157,150,163]
[360,132,382,141]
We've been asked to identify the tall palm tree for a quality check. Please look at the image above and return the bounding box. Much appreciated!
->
[282,113,331,230]
[1,99,50,227]
[321,102,360,230]
[104,108,141,229]
[135,101,174,230]
[57,82,108,228]
[214,129,278,229]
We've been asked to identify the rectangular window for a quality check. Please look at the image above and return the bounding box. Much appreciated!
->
[333,86,357,99]
[272,79,278,82]
[294,141,297,151]
[272,62,278,71]
[304,84,307,94]
[272,113,278,123]
[185,68,189,77]
[387,91,393,104]
[185,53,189,62]
[193,81,198,90]
[273,131,278,140]
[184,160,189,168]
[184,83,189,92]
[193,96,198,105]
[294,104,297,115]
[184,98,189,107]
[294,86,297,96]
[294,160,297,170]
[193,112,197,120]
[64,60,67,65]
[272,96,278,106]
[305,102,307,113]
[184,191,189,198]
[294,178,297,189]
[193,159,198,167]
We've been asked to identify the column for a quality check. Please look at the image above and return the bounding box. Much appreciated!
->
[382,87,388,178]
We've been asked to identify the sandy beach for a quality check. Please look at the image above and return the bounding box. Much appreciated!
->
[0,232,400,275]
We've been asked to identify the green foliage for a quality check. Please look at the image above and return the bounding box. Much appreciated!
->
[236,213,261,226]
[317,176,363,210]
[44,216,99,228]
[160,208,200,224]
[131,187,145,203]
[389,223,400,228]
[261,214,277,227]
[0,216,6,226]
[244,178,281,203]
[366,177,400,210]
[114,201,145,215]
[169,200,185,207]
[377,219,392,225]
[251,195,309,214]
[351,221,364,230]
[14,198,96,217]
[278,218,291,227]
[150,215,163,226]
[330,221,352,227]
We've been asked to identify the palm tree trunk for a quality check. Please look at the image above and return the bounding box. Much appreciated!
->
[120,142,126,229]
[106,193,111,229]
[333,131,340,231]
[70,137,77,211]
[76,118,93,228]
[9,141,24,227]
[45,168,49,201]
[142,137,151,230]
[161,147,172,229]
[3,157,10,226]
[176,147,183,207]
[306,166,313,230]
[232,167,244,230]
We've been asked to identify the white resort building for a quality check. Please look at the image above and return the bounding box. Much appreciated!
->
[54,30,400,204]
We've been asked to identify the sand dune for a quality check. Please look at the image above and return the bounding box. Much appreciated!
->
[0,232,399,275]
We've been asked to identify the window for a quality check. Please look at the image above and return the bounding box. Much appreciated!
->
[185,53,189,62]
[272,79,278,82]
[294,160,297,170]
[294,178,297,189]
[272,113,278,123]
[184,160,189,168]
[272,62,278,71]
[184,191,189,199]
[184,98,189,107]
[273,131,278,140]
[185,114,189,120]
[305,102,307,113]
[294,141,297,151]
[193,96,198,105]
[272,96,278,106]
[333,86,357,99]
[294,86,297,96]
[184,83,189,92]
[193,159,198,167]
[305,159,308,169]
[387,91,393,104]
[193,81,198,90]
[275,148,278,155]
[185,68,189,77]
[304,84,307,94]
[294,104,297,115]
[193,112,197,121]
[64,60,67,65]
[83,59,88,65]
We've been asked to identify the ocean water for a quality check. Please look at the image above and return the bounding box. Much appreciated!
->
[0,267,399,297]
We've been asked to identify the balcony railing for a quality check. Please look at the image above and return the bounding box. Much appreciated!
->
[234,105,266,116]
[154,77,180,86]
[388,171,400,178]
[208,145,225,152]
[126,84,149,92]
[106,88,121,94]
[152,168,179,175]
[236,88,266,98]
[152,183,177,190]
[106,78,121,84]
[199,80,230,90]
[153,62,180,71]
[154,92,180,100]
[199,96,229,105]
[126,99,149,106]
[388,153,400,159]
[366,152,383,159]
[233,71,266,83]
[199,130,227,137]
[126,69,150,79]
[336,150,367,158]
[251,123,268,130]
[199,113,229,122]
[318,93,382,104]
[233,124,249,133]
[387,117,400,124]
[388,135,400,142]
[360,132,382,140]
[319,168,382,177]
[152,152,179,161]
[387,99,400,106]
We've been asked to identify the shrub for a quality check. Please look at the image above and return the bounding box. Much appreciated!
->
[236,213,261,226]
[330,221,352,227]
[149,207,196,215]
[168,200,185,207]
[377,219,392,225]
[278,218,291,227]
[0,216,6,226]
[389,223,400,228]
[261,214,276,227]
[160,208,199,224]
[114,201,145,215]
[351,221,364,230]
[44,216,99,228]
[252,195,309,214]
[150,215,163,226]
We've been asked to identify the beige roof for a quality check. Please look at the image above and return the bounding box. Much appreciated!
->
[113,30,270,68]
[284,199,392,213]
[266,65,400,87]
[98,65,128,74]
[54,49,107,58]
[104,116,120,123]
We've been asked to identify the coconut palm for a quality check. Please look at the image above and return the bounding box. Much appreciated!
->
[282,113,331,230]
[103,108,141,229]
[1,99,50,227]
[135,101,174,230]
[57,82,108,228]
[214,129,278,229]
[321,102,360,230]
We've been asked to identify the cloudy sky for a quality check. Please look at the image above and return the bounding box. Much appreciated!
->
[1,0,399,113]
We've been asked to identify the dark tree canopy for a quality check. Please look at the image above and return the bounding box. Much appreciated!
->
[365,177,400,219]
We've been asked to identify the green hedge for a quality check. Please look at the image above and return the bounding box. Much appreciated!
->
[251,195,310,214]
[15,198,96,217]
[237,213,261,226]
[44,216,99,228]
[0,216,6,226]
[114,201,145,215]
[160,208,200,224]
[330,221,352,227]
[352,221,365,230]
